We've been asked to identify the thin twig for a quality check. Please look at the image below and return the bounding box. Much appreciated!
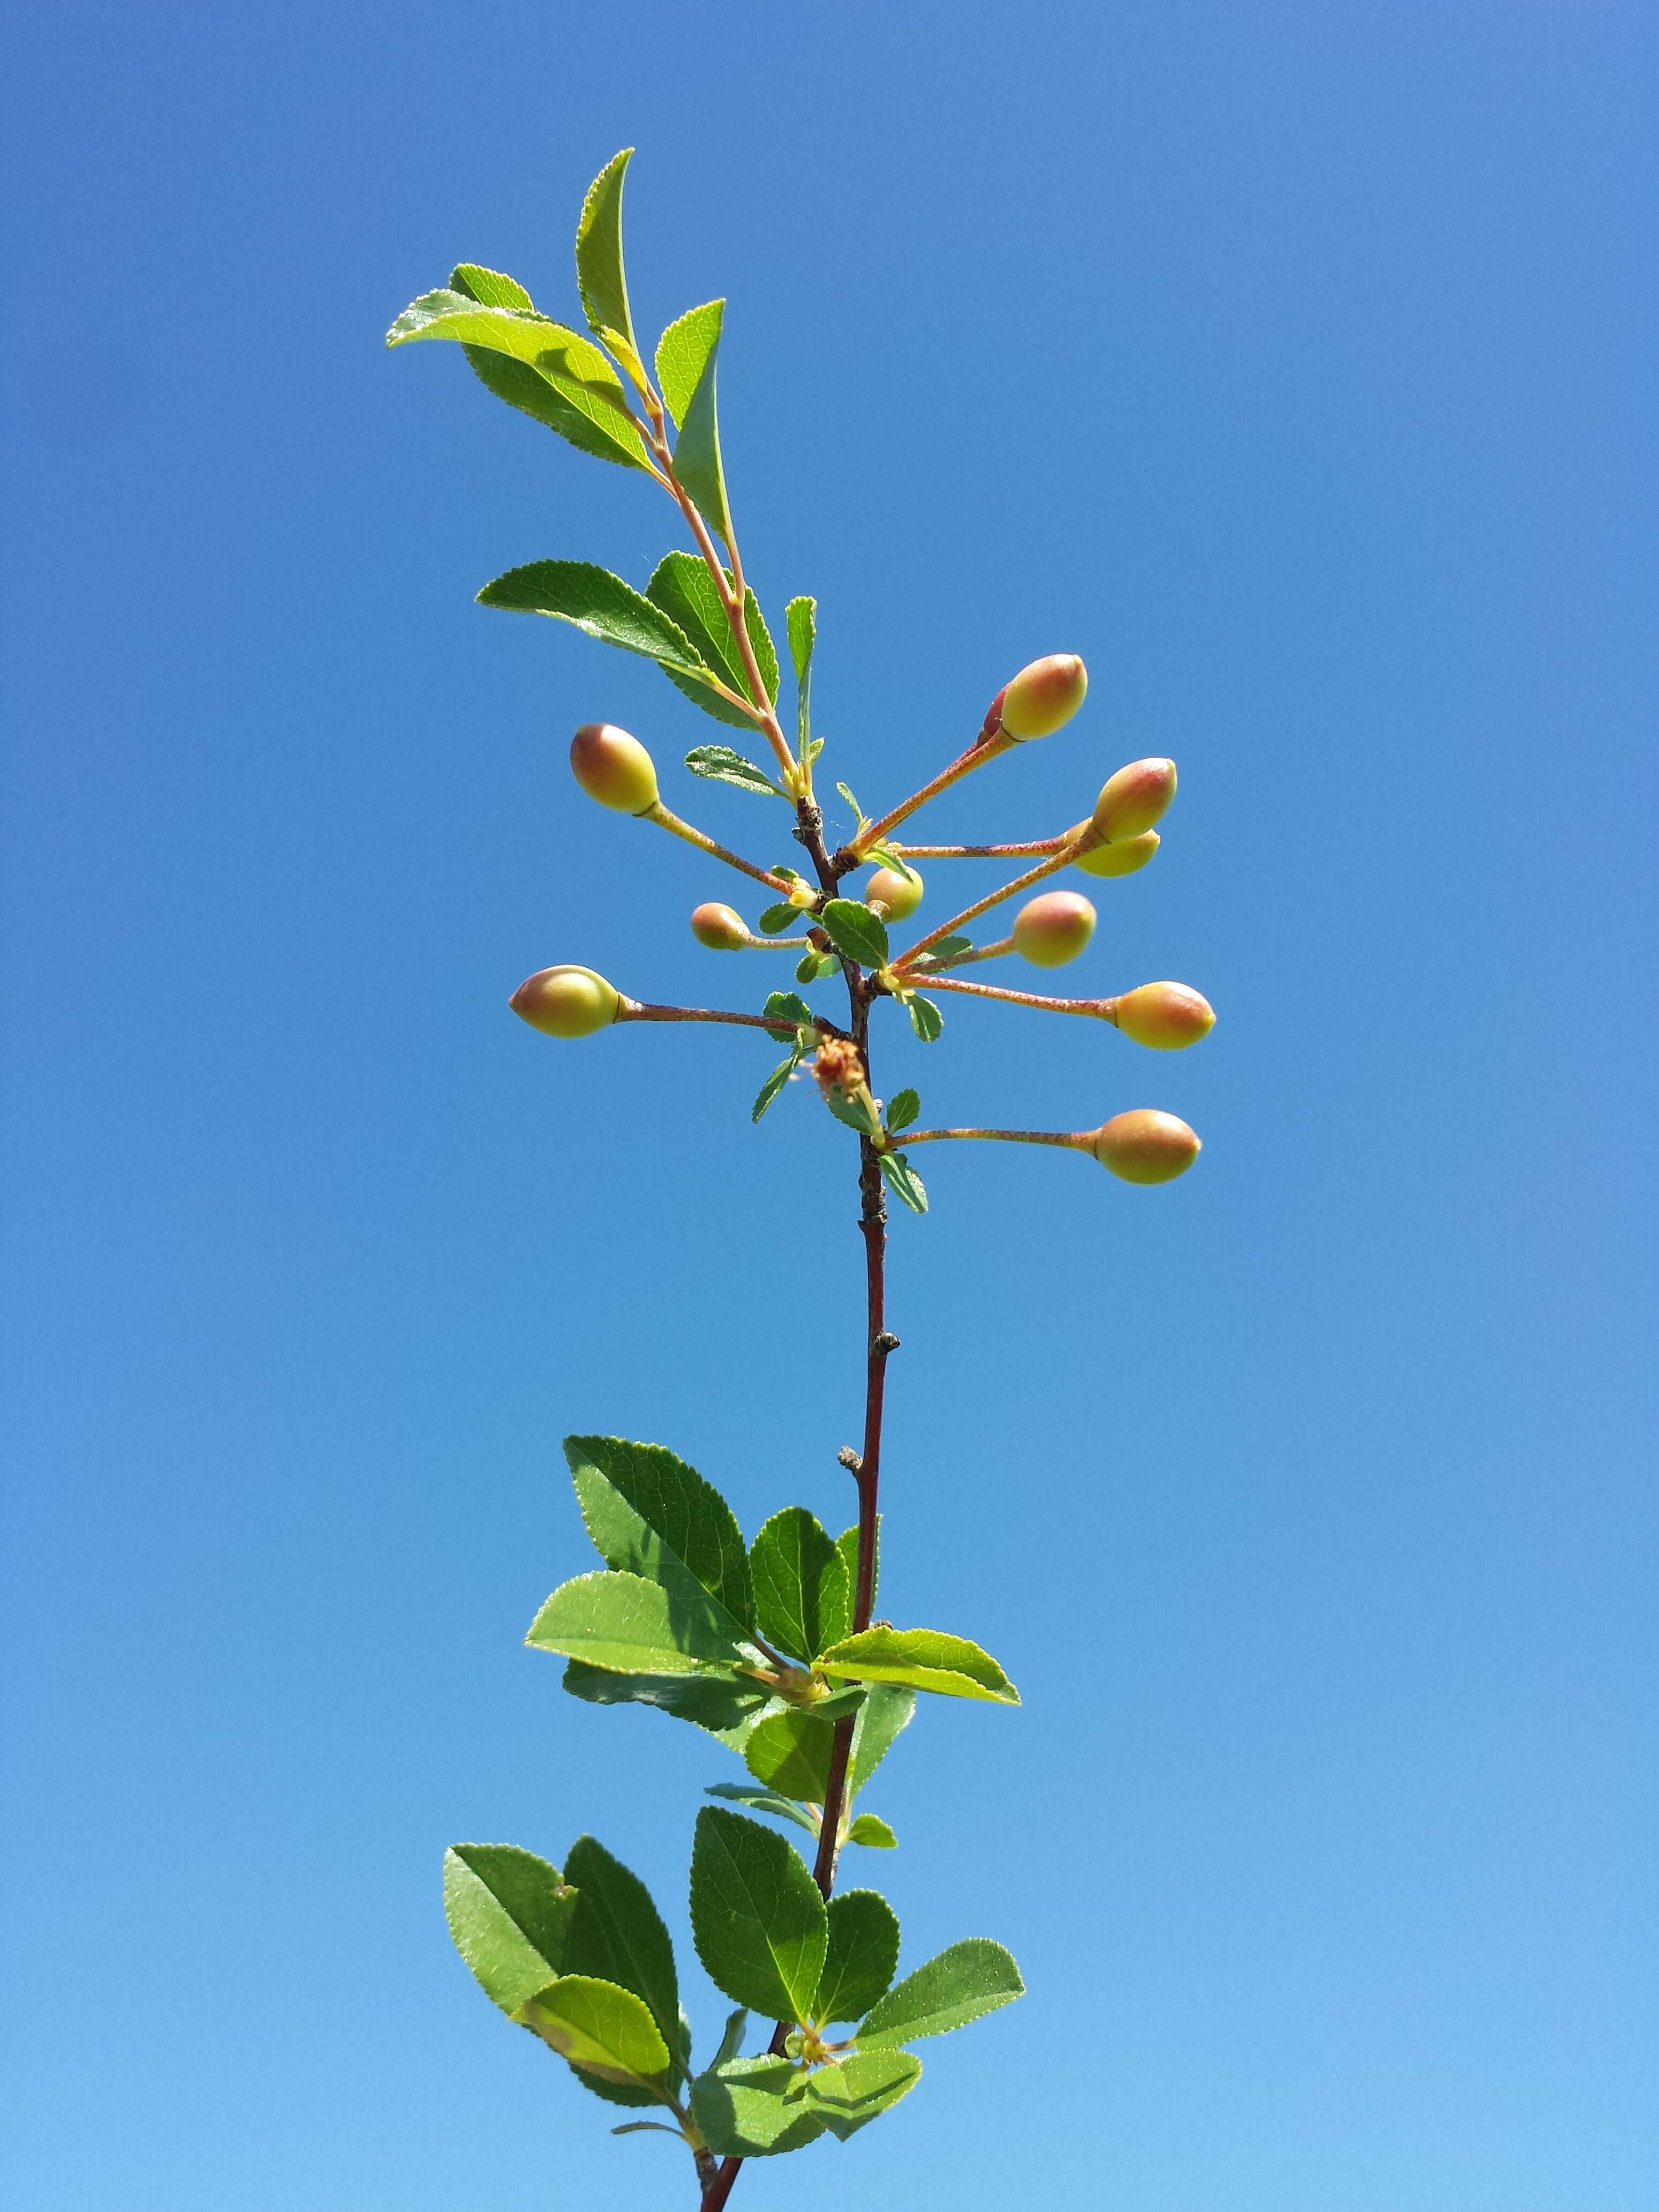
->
[915,973,1113,1017]
[648,803,794,892]
[891,831,1098,970]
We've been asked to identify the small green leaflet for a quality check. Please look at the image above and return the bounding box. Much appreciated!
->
[705,1782,819,1839]
[646,551,778,728]
[690,2057,826,2157]
[655,300,724,430]
[752,1053,800,1123]
[758,903,804,936]
[885,1088,921,1133]
[443,1842,576,2014]
[909,935,973,970]
[690,1807,828,2024]
[855,1938,1024,2048]
[565,1433,755,1636]
[446,266,630,454]
[862,842,918,884]
[878,1150,928,1213]
[797,2049,921,2140]
[819,1625,1019,1703]
[786,596,816,751]
[834,781,865,827]
[761,990,814,1029]
[749,1506,851,1661]
[672,303,731,544]
[450,264,533,310]
[833,1521,871,1612]
[514,1974,671,2088]
[714,2007,750,2068]
[820,899,889,969]
[476,561,719,687]
[526,1570,746,1675]
[574,148,639,361]
[797,951,839,982]
[908,994,944,1042]
[814,1889,900,2025]
[685,745,786,797]
[826,1089,883,1140]
[846,1813,898,1849]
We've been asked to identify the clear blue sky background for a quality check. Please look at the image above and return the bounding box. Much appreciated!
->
[3,4,1654,2208]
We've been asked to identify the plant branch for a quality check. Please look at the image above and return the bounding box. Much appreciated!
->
[890,836,1070,858]
[646,802,794,892]
[890,829,1098,969]
[615,1002,806,1036]
[914,973,1114,1017]
[901,1125,1091,1150]
[850,732,1014,853]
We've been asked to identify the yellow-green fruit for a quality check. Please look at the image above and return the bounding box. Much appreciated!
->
[1072,826,1160,878]
[1092,757,1177,841]
[1090,1109,1201,1184]
[865,864,924,921]
[1109,981,1215,1050]
[509,965,619,1038]
[691,901,750,950]
[998,653,1088,741]
[569,722,659,814]
[1012,890,1096,968]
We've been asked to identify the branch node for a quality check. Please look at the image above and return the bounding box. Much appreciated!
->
[873,1330,901,1355]
[837,1445,863,1473]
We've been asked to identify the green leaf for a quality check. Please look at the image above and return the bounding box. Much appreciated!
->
[646,551,778,728]
[862,843,918,884]
[714,2007,749,2068]
[856,1938,1024,2048]
[909,935,974,971]
[705,1782,820,1839]
[907,993,944,1042]
[690,2057,827,2157]
[386,292,648,469]
[526,1570,746,1675]
[758,902,804,936]
[562,1836,680,2058]
[691,1807,828,2023]
[610,2120,683,2137]
[878,1150,929,1215]
[673,303,732,543]
[826,1089,884,1140]
[685,745,787,798]
[834,780,864,825]
[845,1813,898,1849]
[752,1053,800,1124]
[476,561,717,684]
[787,596,816,749]
[655,300,724,430]
[814,1890,900,2025]
[819,1626,1019,1703]
[562,1661,769,1738]
[742,1708,835,1802]
[565,1434,755,1638]
[885,1087,921,1133]
[797,950,837,984]
[848,1683,914,1793]
[750,1507,851,1661]
[450,263,534,310]
[443,1843,576,2014]
[820,899,890,969]
[760,990,814,1029]
[799,2048,921,2139]
[514,1974,671,2088]
[574,148,639,360]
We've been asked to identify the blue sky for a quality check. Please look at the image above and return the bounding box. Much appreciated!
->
[2,4,1654,2208]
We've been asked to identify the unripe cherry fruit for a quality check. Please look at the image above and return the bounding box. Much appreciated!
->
[690,901,750,950]
[998,654,1089,741]
[1090,1109,1201,1184]
[1012,890,1096,968]
[1109,981,1215,1050]
[1092,757,1176,841]
[509,965,620,1038]
[1072,826,1160,879]
[865,864,924,921]
[569,722,659,815]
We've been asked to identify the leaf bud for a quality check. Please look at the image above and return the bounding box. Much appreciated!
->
[997,654,1089,741]
[569,721,659,815]
[1105,981,1215,1050]
[690,901,750,950]
[1071,826,1160,879]
[1012,890,1096,968]
[1090,1109,1201,1184]
[865,863,924,921]
[509,964,620,1038]
[1092,757,1176,841]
